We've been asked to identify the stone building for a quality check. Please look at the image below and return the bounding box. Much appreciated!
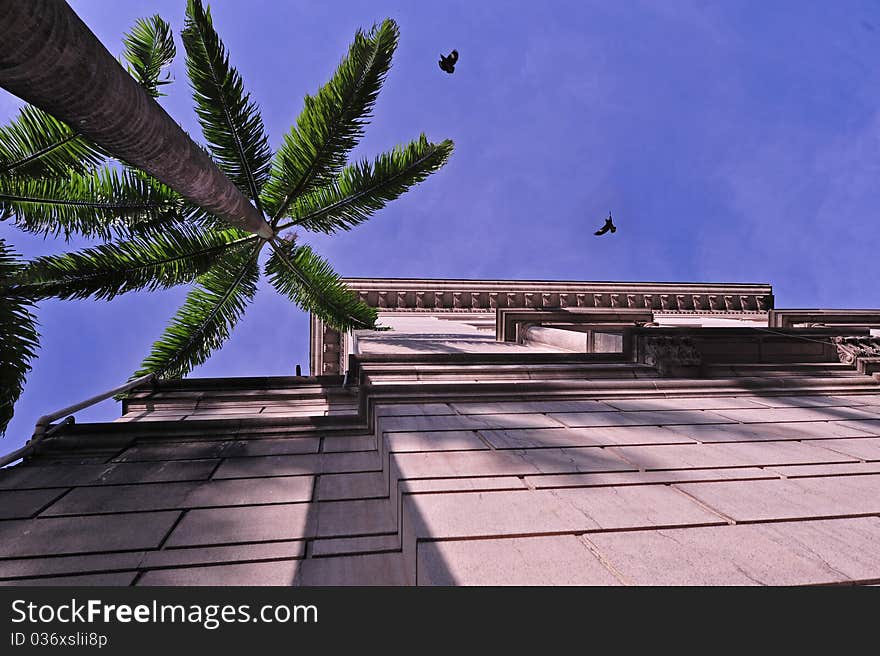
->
[1,277,880,585]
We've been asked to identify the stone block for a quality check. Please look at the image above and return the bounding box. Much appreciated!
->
[43,481,196,515]
[0,572,137,586]
[295,552,407,585]
[807,437,880,461]
[711,440,857,466]
[43,476,314,516]
[375,403,455,417]
[711,406,880,424]
[379,412,561,433]
[0,488,67,519]
[385,430,488,453]
[605,444,748,471]
[223,437,320,457]
[605,397,764,411]
[586,517,880,585]
[664,420,875,443]
[748,395,877,409]
[184,476,314,507]
[418,535,621,585]
[676,474,880,522]
[405,484,723,540]
[317,472,386,501]
[0,552,145,580]
[450,400,616,414]
[767,462,880,478]
[322,435,376,452]
[478,427,606,450]
[524,467,775,489]
[213,451,379,479]
[400,476,526,495]
[311,534,400,557]
[0,511,180,558]
[0,460,217,490]
[607,440,855,472]
[391,448,631,481]
[833,420,880,436]
[550,409,733,428]
[314,499,396,537]
[138,560,300,586]
[113,441,233,462]
[517,447,635,475]
[478,425,690,449]
[141,541,305,569]
[165,504,313,547]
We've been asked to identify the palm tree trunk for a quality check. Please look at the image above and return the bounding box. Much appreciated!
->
[0,0,273,239]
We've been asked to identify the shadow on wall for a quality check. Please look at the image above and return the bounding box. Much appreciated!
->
[391,386,880,585]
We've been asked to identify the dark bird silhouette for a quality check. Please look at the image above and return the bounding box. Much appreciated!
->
[439,49,459,74]
[594,212,617,236]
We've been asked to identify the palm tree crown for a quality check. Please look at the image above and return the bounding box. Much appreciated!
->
[0,0,452,435]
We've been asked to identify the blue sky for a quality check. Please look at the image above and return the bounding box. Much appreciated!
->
[2,0,879,454]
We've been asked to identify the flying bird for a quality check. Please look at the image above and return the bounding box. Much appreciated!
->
[439,49,459,74]
[594,212,617,236]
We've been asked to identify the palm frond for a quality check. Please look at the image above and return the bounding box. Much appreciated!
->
[261,19,399,220]
[170,198,226,233]
[14,226,255,301]
[0,167,183,240]
[132,239,263,380]
[0,105,106,179]
[182,0,271,206]
[122,15,176,98]
[283,135,453,234]
[265,238,376,331]
[0,239,40,438]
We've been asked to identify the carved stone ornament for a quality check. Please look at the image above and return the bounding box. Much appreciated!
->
[642,336,702,375]
[833,336,880,365]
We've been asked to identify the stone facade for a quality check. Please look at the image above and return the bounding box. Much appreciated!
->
[2,278,880,586]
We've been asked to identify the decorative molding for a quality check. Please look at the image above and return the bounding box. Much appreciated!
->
[770,309,880,329]
[310,279,775,375]
[310,314,344,376]
[833,336,880,375]
[338,279,773,314]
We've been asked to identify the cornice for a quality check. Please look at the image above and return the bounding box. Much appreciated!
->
[312,279,776,375]
[341,278,774,314]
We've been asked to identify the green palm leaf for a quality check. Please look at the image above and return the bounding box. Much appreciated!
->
[284,135,453,234]
[133,239,263,379]
[0,105,106,179]
[182,0,271,206]
[265,238,376,331]
[122,15,177,99]
[14,226,255,301]
[261,19,399,220]
[0,167,183,240]
[0,239,40,438]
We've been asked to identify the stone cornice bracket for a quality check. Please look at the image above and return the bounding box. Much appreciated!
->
[832,336,880,376]
[640,335,703,377]
[339,279,773,314]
